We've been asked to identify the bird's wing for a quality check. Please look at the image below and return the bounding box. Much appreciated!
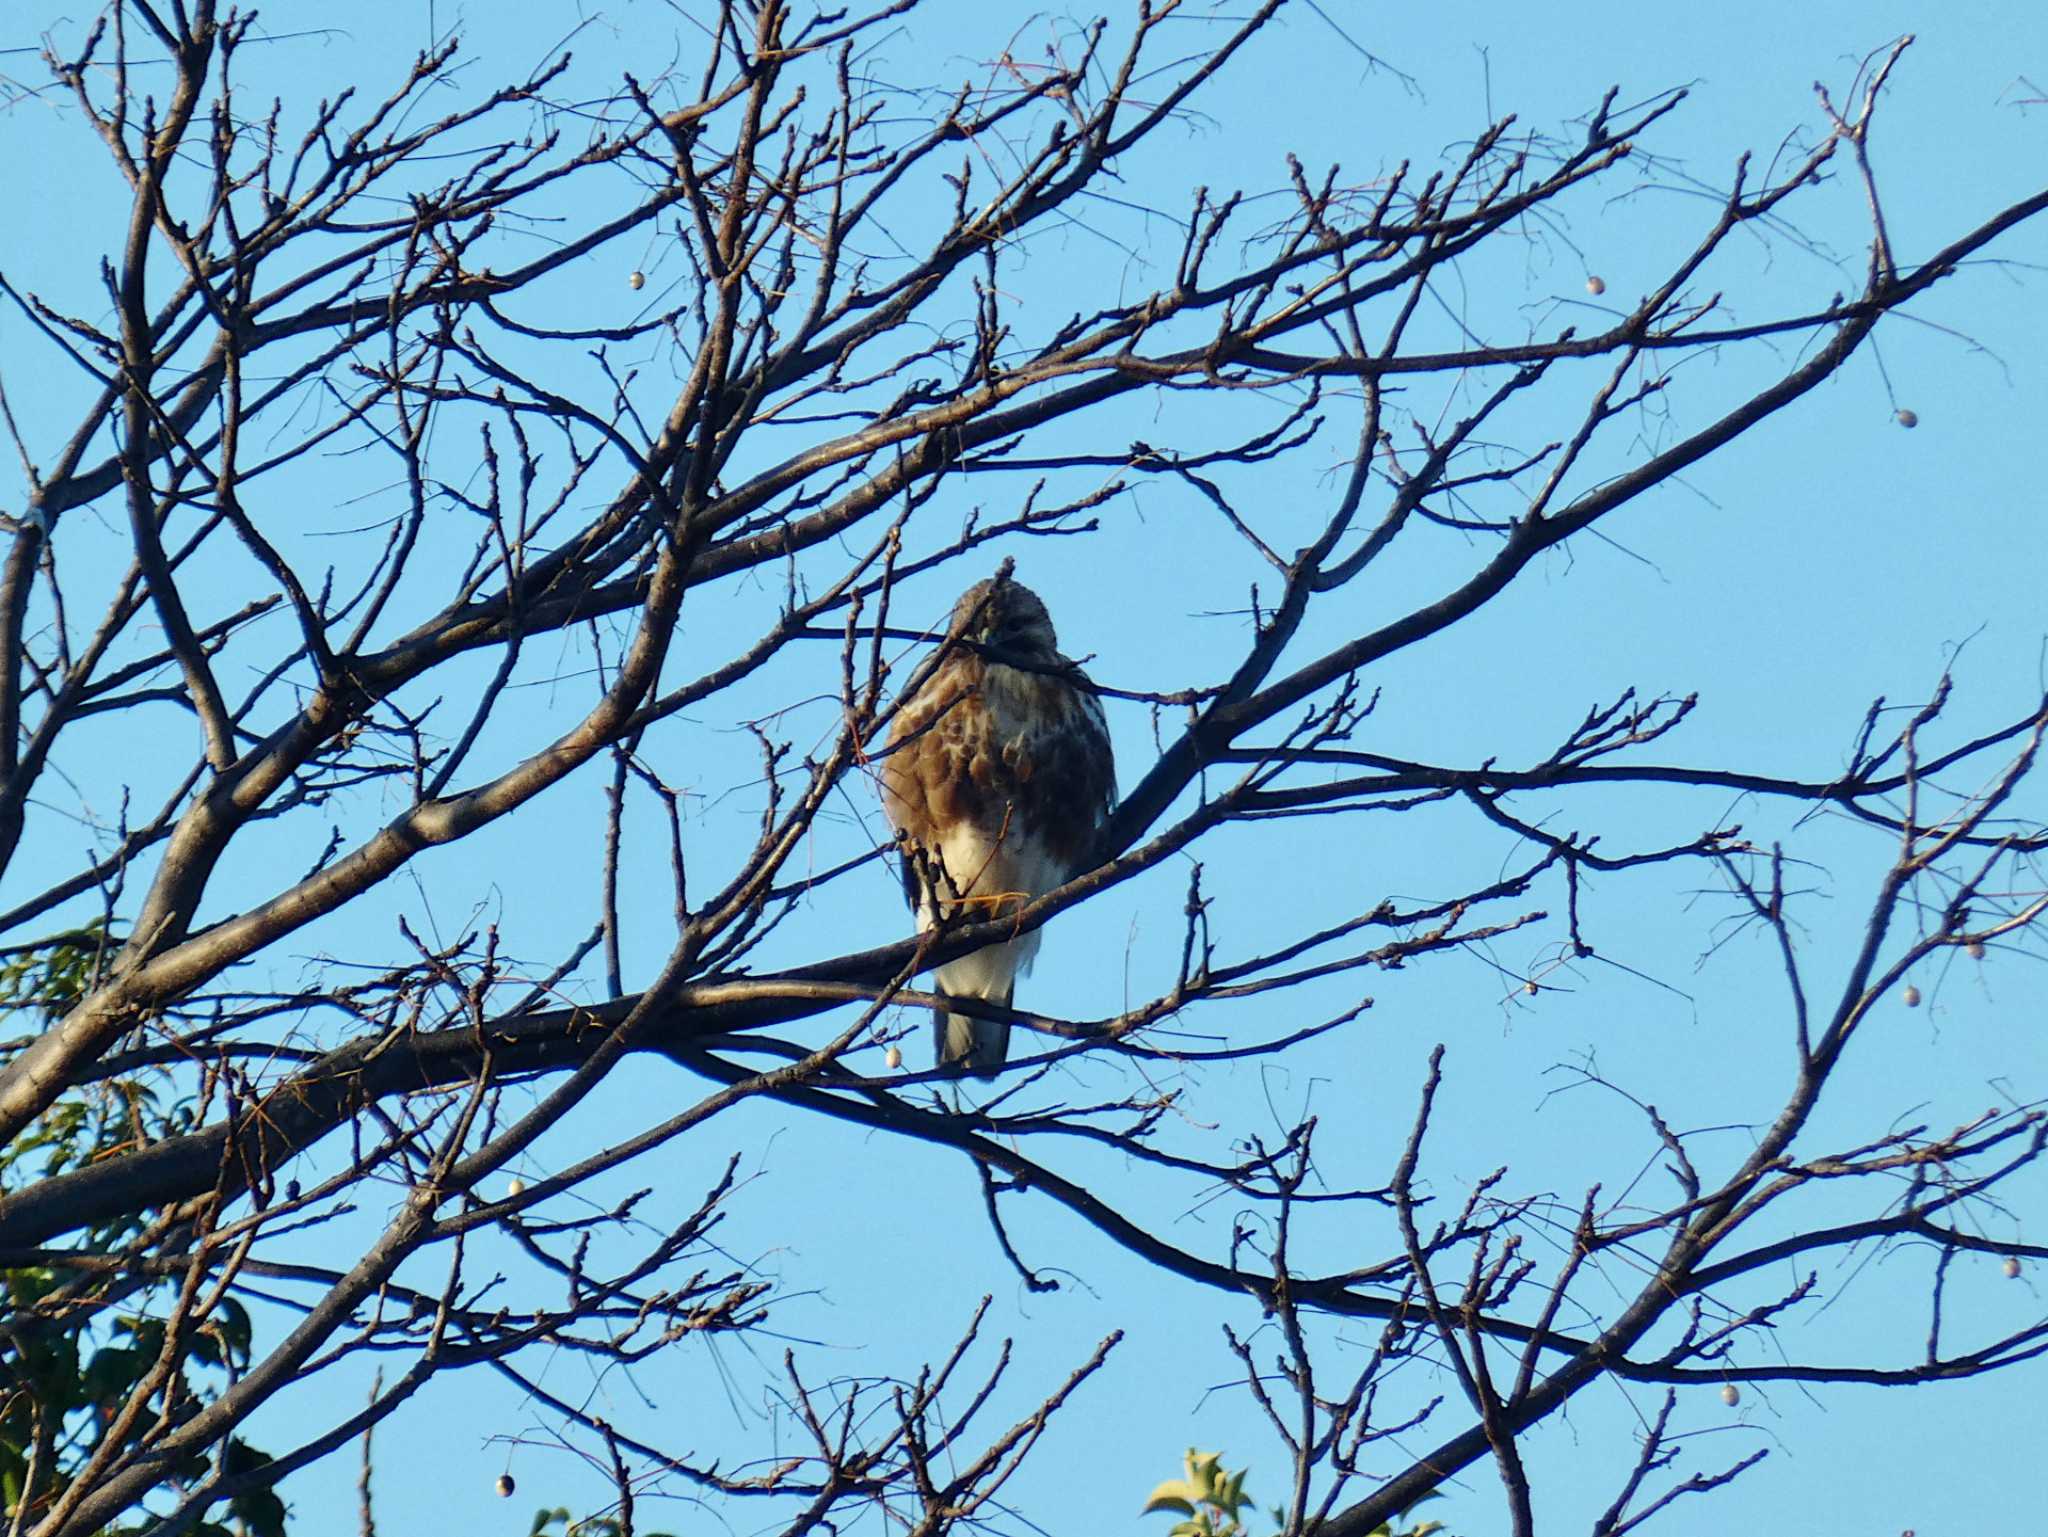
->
[991,658,1115,879]
[1069,664,1117,829]
[880,653,987,911]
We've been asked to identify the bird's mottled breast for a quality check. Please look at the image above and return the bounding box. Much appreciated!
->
[882,651,1114,871]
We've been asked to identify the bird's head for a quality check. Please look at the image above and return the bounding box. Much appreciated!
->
[951,574,1059,661]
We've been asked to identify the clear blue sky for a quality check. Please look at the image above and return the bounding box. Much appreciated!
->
[4,1,2047,1533]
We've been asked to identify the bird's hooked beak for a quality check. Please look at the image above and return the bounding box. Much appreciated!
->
[978,571,1016,642]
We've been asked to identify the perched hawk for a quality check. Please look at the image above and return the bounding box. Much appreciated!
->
[880,574,1115,1076]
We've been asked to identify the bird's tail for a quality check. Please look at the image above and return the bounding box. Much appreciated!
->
[933,944,1018,1078]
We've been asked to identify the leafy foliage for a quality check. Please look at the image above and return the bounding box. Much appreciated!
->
[1143,1452,1445,1537]
[0,929,273,1536]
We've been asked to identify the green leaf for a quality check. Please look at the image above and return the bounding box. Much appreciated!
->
[231,1482,288,1537]
[220,1441,287,1537]
[214,1297,254,1360]
[81,1345,147,1407]
[1142,1488,1199,1517]
[1214,1467,1251,1515]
